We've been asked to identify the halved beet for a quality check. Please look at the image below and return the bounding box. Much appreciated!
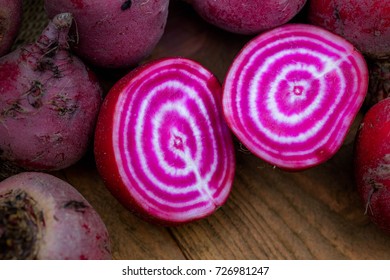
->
[223,24,369,170]
[94,58,235,225]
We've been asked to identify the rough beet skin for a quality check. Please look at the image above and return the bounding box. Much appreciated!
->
[44,0,169,68]
[308,0,390,60]
[308,0,390,108]
[0,13,102,176]
[0,172,111,259]
[0,0,22,56]
[355,98,390,234]
[187,0,307,35]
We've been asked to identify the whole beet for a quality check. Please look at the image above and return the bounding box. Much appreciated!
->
[308,0,390,60]
[0,172,111,259]
[355,98,390,234]
[0,0,22,56]
[44,0,170,68]
[308,0,390,108]
[0,13,102,175]
[187,0,307,35]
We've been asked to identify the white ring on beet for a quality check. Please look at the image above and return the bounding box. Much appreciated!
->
[96,58,235,224]
[223,24,368,170]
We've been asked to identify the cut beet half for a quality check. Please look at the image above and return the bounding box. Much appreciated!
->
[94,58,235,225]
[223,24,369,170]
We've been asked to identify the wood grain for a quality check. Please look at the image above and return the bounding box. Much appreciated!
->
[58,157,186,260]
[15,0,390,260]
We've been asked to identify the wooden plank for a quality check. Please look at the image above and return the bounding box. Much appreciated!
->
[163,2,390,260]
[57,155,186,260]
[15,0,390,260]
[169,116,390,259]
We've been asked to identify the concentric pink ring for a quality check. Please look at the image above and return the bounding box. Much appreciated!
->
[109,58,235,223]
[223,24,368,170]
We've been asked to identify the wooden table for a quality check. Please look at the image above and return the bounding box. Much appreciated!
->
[19,0,390,260]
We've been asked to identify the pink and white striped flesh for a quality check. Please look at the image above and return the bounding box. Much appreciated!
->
[223,24,369,170]
[94,58,235,225]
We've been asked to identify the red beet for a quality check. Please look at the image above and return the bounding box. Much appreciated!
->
[94,58,235,225]
[308,0,390,60]
[308,0,390,108]
[223,24,368,170]
[187,0,307,35]
[0,172,111,259]
[44,0,169,68]
[355,98,390,234]
[0,13,102,175]
[0,0,22,56]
